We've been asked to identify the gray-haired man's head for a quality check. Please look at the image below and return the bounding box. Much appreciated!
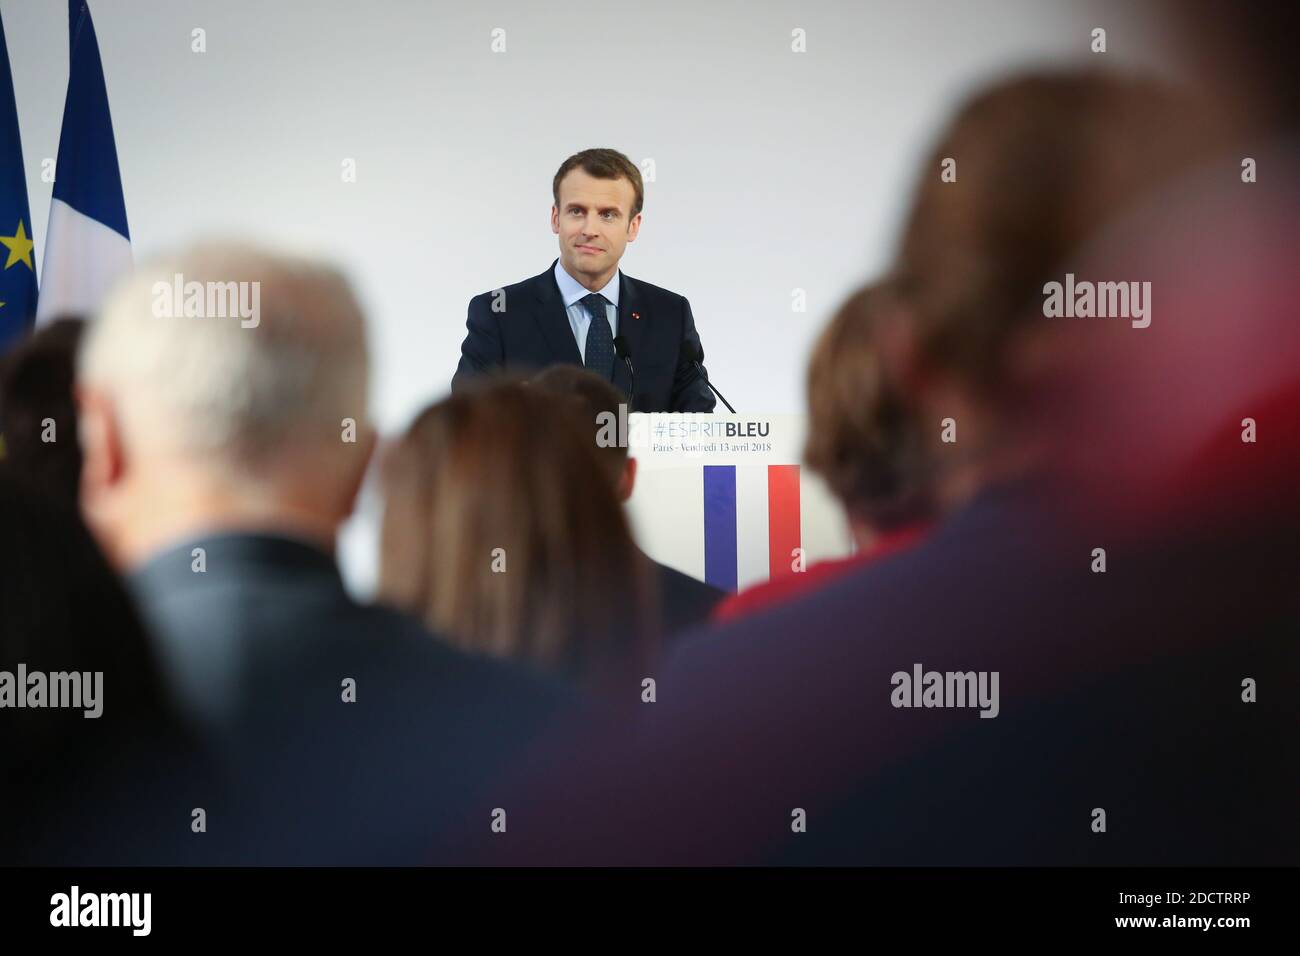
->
[77,242,374,569]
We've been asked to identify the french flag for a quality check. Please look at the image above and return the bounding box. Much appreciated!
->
[703,464,802,592]
[35,0,130,325]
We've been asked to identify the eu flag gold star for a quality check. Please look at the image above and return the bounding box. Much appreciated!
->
[1,220,35,270]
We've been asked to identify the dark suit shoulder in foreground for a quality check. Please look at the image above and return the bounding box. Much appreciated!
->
[501,477,1299,865]
[650,556,725,639]
[127,532,575,864]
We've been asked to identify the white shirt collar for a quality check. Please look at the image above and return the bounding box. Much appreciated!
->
[555,259,620,309]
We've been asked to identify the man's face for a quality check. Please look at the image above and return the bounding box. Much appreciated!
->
[551,169,642,283]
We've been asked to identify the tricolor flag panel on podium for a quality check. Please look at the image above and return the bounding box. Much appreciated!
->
[703,464,803,592]
[36,0,131,326]
[625,414,854,593]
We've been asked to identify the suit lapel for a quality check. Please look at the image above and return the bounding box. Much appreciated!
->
[614,272,649,406]
[532,260,583,366]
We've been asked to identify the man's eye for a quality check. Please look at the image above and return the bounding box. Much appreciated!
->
[602,212,614,220]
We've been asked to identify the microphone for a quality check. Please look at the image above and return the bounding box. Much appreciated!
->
[682,342,736,414]
[613,335,636,412]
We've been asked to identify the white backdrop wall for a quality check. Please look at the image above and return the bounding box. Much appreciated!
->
[2,0,1172,592]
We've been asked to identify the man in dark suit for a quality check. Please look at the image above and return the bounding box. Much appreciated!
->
[76,242,574,863]
[125,530,573,864]
[452,148,716,413]
[530,365,724,637]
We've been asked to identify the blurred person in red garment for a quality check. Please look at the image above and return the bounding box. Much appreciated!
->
[713,279,932,623]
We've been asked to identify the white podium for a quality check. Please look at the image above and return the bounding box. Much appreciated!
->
[624,413,853,593]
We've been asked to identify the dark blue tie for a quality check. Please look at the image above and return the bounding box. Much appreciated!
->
[581,293,614,380]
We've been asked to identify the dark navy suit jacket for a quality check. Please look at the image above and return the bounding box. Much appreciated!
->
[452,260,716,412]
[648,553,725,639]
[127,532,576,864]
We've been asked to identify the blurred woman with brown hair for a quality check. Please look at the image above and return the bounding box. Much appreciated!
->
[713,278,933,622]
[377,379,657,694]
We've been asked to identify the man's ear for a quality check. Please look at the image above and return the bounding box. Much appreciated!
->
[626,212,642,243]
[617,455,637,502]
[76,385,126,509]
[338,426,379,520]
[551,205,560,235]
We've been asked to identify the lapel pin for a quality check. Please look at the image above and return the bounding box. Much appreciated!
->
[631,312,641,320]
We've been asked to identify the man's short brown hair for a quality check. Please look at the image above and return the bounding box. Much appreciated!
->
[552,148,644,217]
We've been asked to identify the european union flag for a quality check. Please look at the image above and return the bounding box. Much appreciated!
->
[0,7,38,353]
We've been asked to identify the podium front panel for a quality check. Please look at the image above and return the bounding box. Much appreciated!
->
[623,413,853,593]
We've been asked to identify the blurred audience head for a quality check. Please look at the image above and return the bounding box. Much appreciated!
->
[529,364,634,500]
[889,71,1210,503]
[377,379,654,687]
[803,280,932,543]
[76,242,375,569]
[0,317,85,508]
